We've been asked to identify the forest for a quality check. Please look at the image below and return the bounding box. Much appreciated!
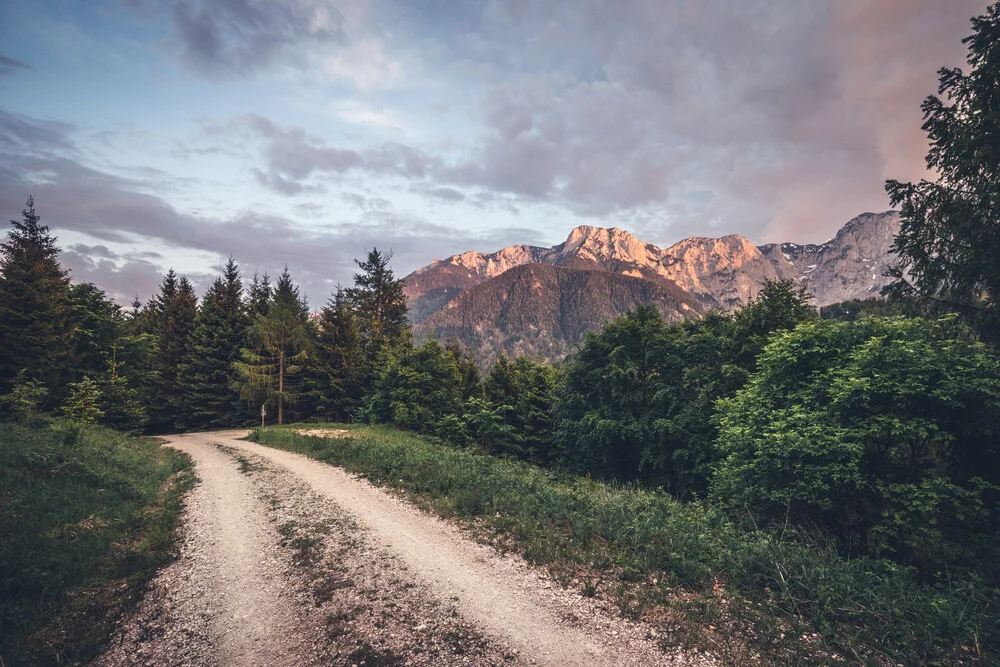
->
[3,4,1000,664]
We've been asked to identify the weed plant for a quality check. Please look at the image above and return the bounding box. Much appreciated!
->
[253,425,998,665]
[0,420,193,666]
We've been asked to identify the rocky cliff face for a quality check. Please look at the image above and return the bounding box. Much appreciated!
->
[405,211,902,362]
[415,263,700,369]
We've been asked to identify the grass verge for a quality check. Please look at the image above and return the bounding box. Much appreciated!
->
[251,424,997,666]
[0,419,194,666]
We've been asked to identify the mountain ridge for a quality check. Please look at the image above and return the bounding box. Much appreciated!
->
[406,211,902,364]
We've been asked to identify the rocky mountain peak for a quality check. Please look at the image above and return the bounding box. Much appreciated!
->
[404,210,902,339]
[561,224,653,266]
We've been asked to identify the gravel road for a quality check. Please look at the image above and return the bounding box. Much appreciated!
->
[97,431,716,667]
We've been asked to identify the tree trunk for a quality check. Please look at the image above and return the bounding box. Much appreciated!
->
[278,351,284,425]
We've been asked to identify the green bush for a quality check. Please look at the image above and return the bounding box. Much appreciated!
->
[366,340,463,431]
[713,316,1000,581]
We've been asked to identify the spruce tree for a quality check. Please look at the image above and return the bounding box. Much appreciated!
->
[345,249,412,368]
[235,267,310,425]
[0,197,74,397]
[184,258,250,429]
[248,271,272,317]
[99,345,147,434]
[63,376,104,424]
[146,270,197,432]
[308,286,366,422]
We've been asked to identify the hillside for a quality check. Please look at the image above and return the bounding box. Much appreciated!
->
[405,212,902,361]
[414,263,700,368]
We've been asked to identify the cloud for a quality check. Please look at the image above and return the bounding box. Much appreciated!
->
[0,53,33,76]
[170,0,345,76]
[0,111,548,307]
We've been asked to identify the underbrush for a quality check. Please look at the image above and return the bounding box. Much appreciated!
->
[0,419,193,666]
[252,424,997,665]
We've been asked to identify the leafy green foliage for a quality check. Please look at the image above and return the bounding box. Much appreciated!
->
[0,421,191,665]
[884,3,1000,341]
[555,281,815,496]
[63,377,105,424]
[0,197,73,400]
[713,316,1000,580]
[366,340,462,432]
[466,354,557,461]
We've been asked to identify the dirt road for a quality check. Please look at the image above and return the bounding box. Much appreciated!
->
[98,431,714,666]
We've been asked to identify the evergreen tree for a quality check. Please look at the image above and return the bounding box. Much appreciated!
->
[184,258,250,429]
[0,370,48,423]
[0,197,74,398]
[63,376,104,424]
[98,345,147,434]
[146,270,197,432]
[308,286,365,422]
[884,3,1000,341]
[248,271,272,317]
[235,267,310,425]
[346,249,412,369]
[444,340,482,401]
[69,282,127,381]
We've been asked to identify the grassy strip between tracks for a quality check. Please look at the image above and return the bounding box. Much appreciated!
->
[251,424,997,666]
[0,420,194,666]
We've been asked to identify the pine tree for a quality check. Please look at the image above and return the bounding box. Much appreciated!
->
[0,197,74,397]
[63,376,104,424]
[146,270,197,432]
[248,271,272,317]
[184,258,250,429]
[98,345,147,434]
[235,267,310,425]
[69,282,127,381]
[345,249,412,368]
[309,286,366,422]
[0,370,48,423]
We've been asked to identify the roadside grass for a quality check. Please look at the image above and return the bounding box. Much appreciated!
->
[0,419,193,666]
[251,424,998,666]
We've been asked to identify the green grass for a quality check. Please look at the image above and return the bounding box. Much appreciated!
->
[252,424,998,666]
[0,419,193,666]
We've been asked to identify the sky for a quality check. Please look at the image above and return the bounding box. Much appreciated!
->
[0,0,988,307]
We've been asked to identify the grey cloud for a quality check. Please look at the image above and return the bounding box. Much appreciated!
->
[222,115,439,195]
[412,184,466,202]
[0,53,33,76]
[170,0,345,76]
[0,112,548,307]
[0,110,77,153]
[68,243,119,260]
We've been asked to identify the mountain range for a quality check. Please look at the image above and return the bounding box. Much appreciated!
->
[404,211,901,367]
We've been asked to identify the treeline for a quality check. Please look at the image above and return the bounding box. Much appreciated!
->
[0,197,417,434]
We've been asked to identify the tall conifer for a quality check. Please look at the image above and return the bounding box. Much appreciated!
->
[184,258,250,429]
[235,267,309,425]
[308,286,365,421]
[146,270,197,432]
[0,197,73,397]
